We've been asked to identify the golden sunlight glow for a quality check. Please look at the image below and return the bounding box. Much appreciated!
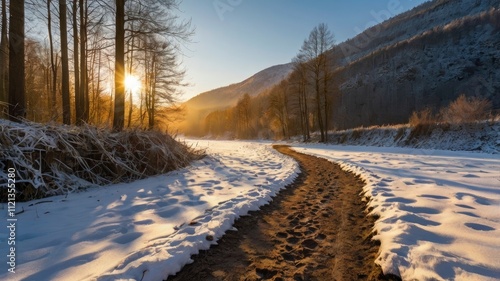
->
[125,75,141,95]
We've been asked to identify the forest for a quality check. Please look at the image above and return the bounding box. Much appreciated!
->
[0,0,193,131]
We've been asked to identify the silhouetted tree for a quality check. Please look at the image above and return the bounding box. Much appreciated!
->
[113,0,125,131]
[59,0,71,124]
[9,0,25,122]
[299,23,334,142]
[0,0,7,117]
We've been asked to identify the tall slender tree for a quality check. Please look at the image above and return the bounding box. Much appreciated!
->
[298,23,334,142]
[113,0,125,131]
[9,0,26,122]
[46,0,59,121]
[291,56,310,142]
[79,0,89,123]
[59,0,71,124]
[72,0,80,124]
[0,0,8,116]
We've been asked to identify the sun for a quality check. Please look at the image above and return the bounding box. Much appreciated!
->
[125,75,141,95]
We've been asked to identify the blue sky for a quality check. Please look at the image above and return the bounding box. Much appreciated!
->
[178,0,429,101]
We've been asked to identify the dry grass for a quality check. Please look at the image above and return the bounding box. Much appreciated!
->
[440,94,492,124]
[409,108,436,126]
[0,120,203,201]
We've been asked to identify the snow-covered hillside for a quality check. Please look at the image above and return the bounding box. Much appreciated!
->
[337,0,500,65]
[333,3,500,129]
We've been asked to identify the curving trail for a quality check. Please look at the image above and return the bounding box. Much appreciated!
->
[167,145,397,281]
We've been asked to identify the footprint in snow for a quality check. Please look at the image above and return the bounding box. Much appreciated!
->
[464,223,495,231]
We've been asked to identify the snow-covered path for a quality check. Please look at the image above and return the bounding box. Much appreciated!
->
[1,141,499,281]
[291,144,500,281]
[0,141,298,281]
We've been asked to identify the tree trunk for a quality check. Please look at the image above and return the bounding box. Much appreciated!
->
[47,0,59,121]
[315,73,325,142]
[95,50,102,124]
[79,0,88,124]
[59,0,71,124]
[127,30,135,128]
[8,0,25,122]
[113,0,125,131]
[148,53,156,130]
[72,0,80,125]
[323,55,330,142]
[0,0,8,117]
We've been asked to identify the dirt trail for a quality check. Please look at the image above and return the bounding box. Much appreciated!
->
[167,145,397,281]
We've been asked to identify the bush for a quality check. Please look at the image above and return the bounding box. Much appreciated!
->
[409,108,435,126]
[441,94,492,123]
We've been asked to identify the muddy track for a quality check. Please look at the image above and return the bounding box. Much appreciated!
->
[167,145,398,281]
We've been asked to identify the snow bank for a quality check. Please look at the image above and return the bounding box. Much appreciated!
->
[0,140,298,281]
[325,121,500,154]
[292,144,500,281]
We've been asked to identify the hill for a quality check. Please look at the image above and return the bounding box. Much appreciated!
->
[177,63,293,135]
[331,0,500,129]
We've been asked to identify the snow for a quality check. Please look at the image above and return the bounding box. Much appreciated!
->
[2,140,499,281]
[0,141,299,281]
[291,144,500,281]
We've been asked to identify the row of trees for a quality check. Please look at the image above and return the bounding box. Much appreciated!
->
[202,24,337,141]
[0,0,192,131]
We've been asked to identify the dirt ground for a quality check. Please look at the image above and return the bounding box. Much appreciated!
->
[166,145,400,281]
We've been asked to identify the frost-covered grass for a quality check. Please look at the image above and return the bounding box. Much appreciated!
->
[323,120,500,154]
[0,120,201,201]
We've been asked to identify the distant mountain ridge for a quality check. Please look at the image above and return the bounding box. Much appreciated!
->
[185,63,293,112]
[176,63,293,135]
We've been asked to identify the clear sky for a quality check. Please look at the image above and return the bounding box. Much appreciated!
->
[177,0,429,101]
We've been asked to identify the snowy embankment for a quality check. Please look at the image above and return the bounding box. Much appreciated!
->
[325,121,500,154]
[291,144,500,281]
[0,141,298,281]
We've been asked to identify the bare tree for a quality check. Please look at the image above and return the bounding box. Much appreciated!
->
[0,0,7,117]
[299,23,334,142]
[113,0,193,131]
[113,0,125,131]
[72,0,80,124]
[141,36,185,129]
[291,56,311,141]
[235,93,252,138]
[9,0,26,121]
[46,0,60,121]
[78,0,89,124]
[59,0,71,124]
[268,80,289,139]
[25,39,52,122]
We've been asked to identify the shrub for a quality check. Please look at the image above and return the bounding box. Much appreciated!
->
[409,108,435,126]
[441,94,492,123]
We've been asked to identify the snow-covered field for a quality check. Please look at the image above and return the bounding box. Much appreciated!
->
[1,140,499,281]
[0,141,298,281]
[292,144,500,281]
